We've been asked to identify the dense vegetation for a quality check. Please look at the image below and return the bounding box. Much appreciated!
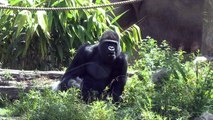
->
[1,37,212,119]
[0,0,140,70]
[0,0,212,119]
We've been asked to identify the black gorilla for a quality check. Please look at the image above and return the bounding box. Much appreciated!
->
[58,30,128,103]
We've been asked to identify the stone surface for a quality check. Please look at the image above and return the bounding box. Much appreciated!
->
[0,69,64,99]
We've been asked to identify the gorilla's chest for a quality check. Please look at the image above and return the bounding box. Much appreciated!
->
[86,56,112,80]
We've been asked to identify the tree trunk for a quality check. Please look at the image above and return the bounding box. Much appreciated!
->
[202,0,213,56]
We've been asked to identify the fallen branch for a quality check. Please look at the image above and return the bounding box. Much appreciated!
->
[0,69,64,81]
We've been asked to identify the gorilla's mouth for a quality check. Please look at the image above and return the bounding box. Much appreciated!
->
[108,52,116,57]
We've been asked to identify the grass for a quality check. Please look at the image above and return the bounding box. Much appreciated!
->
[0,108,10,116]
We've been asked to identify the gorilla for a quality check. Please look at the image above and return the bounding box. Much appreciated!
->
[56,30,128,103]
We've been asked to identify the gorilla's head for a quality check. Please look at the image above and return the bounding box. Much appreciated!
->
[98,30,121,64]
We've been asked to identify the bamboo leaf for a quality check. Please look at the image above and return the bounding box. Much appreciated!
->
[47,12,53,32]
[77,25,85,43]
[87,15,93,31]
[67,29,74,48]
[121,39,126,52]
[94,0,101,4]
[14,10,30,38]
[71,25,79,38]
[27,0,33,5]
[8,0,21,5]
[111,11,127,25]
[23,24,38,56]
[58,12,67,32]
[36,11,50,39]
[65,0,75,7]
[51,0,62,6]
[132,25,141,45]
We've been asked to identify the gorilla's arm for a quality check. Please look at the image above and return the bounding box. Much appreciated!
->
[60,44,97,90]
[111,53,128,102]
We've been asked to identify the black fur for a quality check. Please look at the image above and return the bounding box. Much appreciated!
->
[58,30,128,103]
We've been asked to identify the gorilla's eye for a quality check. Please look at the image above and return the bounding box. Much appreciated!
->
[108,46,115,52]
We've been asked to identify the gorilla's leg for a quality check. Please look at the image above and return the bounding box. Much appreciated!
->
[80,76,106,102]
[59,62,109,91]
[57,63,93,91]
[52,77,82,91]
[81,80,92,102]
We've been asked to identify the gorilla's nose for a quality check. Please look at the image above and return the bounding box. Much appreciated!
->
[108,46,115,52]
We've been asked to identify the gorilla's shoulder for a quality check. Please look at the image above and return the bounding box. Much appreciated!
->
[77,43,99,59]
[84,44,98,52]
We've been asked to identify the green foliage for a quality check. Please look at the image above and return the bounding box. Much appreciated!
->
[87,101,116,120]
[2,71,13,80]
[0,108,11,116]
[3,37,213,119]
[131,37,213,119]
[9,88,88,120]
[0,95,8,108]
[7,88,117,120]
[0,0,140,70]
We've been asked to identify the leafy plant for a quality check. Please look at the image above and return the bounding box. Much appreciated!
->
[2,71,13,80]
[9,88,88,120]
[0,0,140,70]
[3,37,212,119]
[87,101,116,120]
[132,37,213,119]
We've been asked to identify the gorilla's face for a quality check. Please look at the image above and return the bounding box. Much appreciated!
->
[99,40,120,63]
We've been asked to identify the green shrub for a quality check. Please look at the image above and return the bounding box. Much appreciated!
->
[132,37,213,119]
[8,88,118,120]
[4,37,213,119]
[9,88,88,120]
[0,0,140,70]
[87,101,116,120]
